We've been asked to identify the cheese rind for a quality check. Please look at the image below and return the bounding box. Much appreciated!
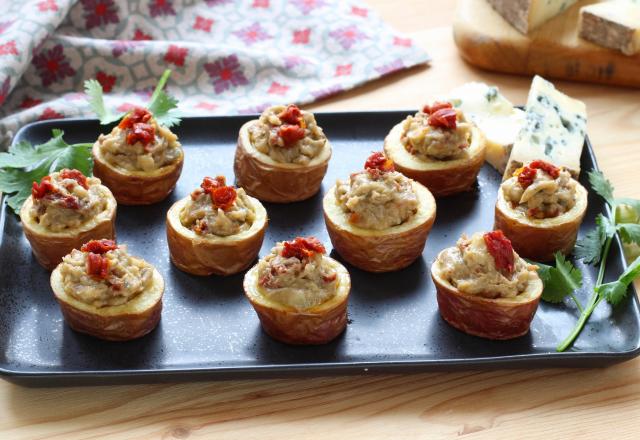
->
[487,0,579,34]
[504,76,587,180]
[442,82,524,173]
[579,1,640,56]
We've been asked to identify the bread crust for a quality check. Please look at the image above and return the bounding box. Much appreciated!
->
[384,122,486,197]
[234,120,331,203]
[431,250,543,340]
[244,258,350,345]
[166,196,268,276]
[19,186,117,271]
[51,265,164,341]
[494,183,588,262]
[323,181,436,272]
[92,141,184,205]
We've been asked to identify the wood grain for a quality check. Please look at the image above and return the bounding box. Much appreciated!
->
[453,0,640,88]
[2,1,640,439]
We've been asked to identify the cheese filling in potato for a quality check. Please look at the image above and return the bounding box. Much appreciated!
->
[29,169,109,232]
[257,238,338,311]
[501,161,577,219]
[438,232,538,299]
[58,241,153,308]
[96,108,181,172]
[401,103,473,161]
[248,104,327,166]
[335,170,418,230]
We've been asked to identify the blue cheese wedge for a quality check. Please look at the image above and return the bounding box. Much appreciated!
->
[504,76,587,179]
[487,0,579,34]
[443,82,525,173]
[579,1,640,56]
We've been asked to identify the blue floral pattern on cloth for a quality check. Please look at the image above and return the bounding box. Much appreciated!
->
[0,0,430,146]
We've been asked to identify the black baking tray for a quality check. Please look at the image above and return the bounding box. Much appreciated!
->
[1,112,639,386]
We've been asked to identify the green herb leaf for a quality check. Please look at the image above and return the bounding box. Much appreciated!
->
[85,79,125,125]
[535,253,583,304]
[146,69,181,128]
[596,256,640,306]
[588,170,615,206]
[575,214,615,265]
[618,223,640,245]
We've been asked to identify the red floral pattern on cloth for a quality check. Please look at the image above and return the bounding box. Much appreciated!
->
[0,0,429,147]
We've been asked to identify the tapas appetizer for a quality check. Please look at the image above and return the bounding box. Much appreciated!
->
[244,237,351,345]
[50,239,164,341]
[235,104,331,203]
[323,152,436,272]
[20,169,117,270]
[166,175,268,276]
[431,231,543,340]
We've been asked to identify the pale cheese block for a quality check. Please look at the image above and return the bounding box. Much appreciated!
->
[504,76,587,180]
[579,1,640,56]
[486,0,579,34]
[443,82,525,173]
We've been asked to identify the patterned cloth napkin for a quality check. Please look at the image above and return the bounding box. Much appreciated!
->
[0,0,429,146]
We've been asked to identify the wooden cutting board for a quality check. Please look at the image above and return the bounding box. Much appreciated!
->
[453,0,640,88]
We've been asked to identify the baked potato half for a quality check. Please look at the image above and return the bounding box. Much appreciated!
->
[323,181,436,272]
[384,122,486,197]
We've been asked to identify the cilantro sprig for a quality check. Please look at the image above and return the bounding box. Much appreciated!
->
[85,69,181,127]
[533,170,640,351]
[0,129,93,213]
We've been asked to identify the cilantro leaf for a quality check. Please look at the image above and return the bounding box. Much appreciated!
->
[146,69,181,128]
[588,170,615,206]
[534,253,583,304]
[596,256,640,306]
[618,223,640,245]
[575,214,615,265]
[85,79,125,125]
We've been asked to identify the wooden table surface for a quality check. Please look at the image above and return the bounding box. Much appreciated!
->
[2,1,640,438]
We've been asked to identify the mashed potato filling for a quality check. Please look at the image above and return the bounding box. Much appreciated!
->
[438,232,538,299]
[248,104,327,165]
[29,169,108,232]
[59,240,153,308]
[257,238,337,311]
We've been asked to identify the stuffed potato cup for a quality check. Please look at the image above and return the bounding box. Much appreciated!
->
[166,176,267,276]
[50,239,163,341]
[495,160,588,262]
[244,237,350,345]
[20,169,117,270]
[234,104,331,203]
[93,107,184,205]
[323,152,436,273]
[384,102,486,197]
[431,231,543,340]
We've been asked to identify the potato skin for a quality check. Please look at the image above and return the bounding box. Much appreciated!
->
[92,141,184,205]
[323,181,436,273]
[494,183,588,262]
[166,197,268,276]
[19,187,117,271]
[431,252,543,340]
[234,121,331,203]
[244,260,350,345]
[384,122,486,197]
[51,266,164,341]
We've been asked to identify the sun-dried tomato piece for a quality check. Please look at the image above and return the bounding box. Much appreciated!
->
[278,124,306,147]
[200,176,226,193]
[322,272,337,283]
[516,166,537,189]
[277,104,303,125]
[118,107,152,129]
[364,152,395,173]
[281,236,326,260]
[483,230,515,275]
[59,169,88,189]
[126,122,155,147]
[530,160,560,179]
[59,195,80,209]
[211,186,237,211]
[31,176,56,199]
[427,108,458,129]
[422,101,453,115]
[81,239,117,254]
[86,252,110,279]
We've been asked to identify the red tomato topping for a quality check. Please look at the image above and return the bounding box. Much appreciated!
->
[277,124,306,147]
[281,236,326,260]
[200,176,226,193]
[422,101,452,115]
[81,239,118,254]
[277,104,302,125]
[31,176,56,199]
[60,195,80,209]
[118,107,152,129]
[86,252,110,280]
[427,108,458,129]
[364,152,395,173]
[59,169,88,189]
[483,230,515,275]
[126,122,155,148]
[530,160,560,179]
[211,186,237,211]
[516,166,537,189]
